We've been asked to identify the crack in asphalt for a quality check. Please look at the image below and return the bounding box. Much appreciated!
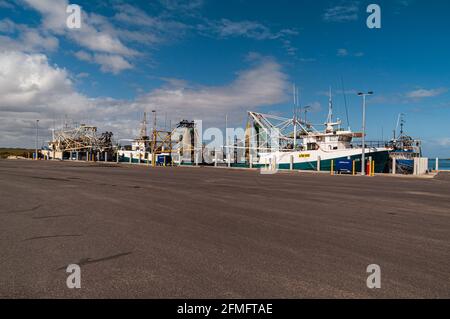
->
[56,252,133,270]
[24,234,81,241]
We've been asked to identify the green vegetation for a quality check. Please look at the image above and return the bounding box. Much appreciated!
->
[0,148,33,159]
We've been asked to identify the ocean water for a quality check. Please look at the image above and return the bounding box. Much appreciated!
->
[429,159,450,171]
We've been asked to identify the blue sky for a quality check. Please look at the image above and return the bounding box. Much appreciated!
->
[0,0,449,157]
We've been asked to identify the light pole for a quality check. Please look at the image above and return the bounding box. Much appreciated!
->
[35,119,39,160]
[152,110,156,167]
[357,91,373,176]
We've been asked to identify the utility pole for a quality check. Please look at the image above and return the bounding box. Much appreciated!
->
[152,110,157,167]
[225,114,228,164]
[357,91,373,176]
[35,119,39,160]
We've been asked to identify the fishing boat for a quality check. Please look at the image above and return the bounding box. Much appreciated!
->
[118,113,152,163]
[246,89,390,173]
[388,114,422,174]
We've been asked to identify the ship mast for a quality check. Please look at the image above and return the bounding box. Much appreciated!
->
[326,87,333,124]
[325,87,334,133]
[139,112,148,139]
[293,84,298,150]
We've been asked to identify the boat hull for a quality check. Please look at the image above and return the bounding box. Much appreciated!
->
[253,148,390,173]
[118,150,151,164]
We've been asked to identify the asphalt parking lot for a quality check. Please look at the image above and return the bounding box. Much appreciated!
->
[0,160,449,298]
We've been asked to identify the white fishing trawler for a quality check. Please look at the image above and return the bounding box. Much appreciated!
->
[247,90,390,172]
[118,113,152,163]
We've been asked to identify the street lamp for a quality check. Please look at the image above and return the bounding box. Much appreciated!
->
[35,119,39,160]
[357,91,373,176]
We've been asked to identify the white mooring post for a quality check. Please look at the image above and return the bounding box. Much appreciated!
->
[104,152,108,162]
[317,156,321,171]
[289,155,293,171]
[129,154,132,164]
[436,158,439,171]
[392,158,396,175]
[116,151,119,163]
[214,151,218,167]
[249,154,253,169]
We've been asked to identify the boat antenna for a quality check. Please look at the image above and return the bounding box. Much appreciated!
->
[340,76,350,130]
[327,86,333,123]
[292,83,297,120]
[139,111,148,138]
[400,114,405,136]
[395,113,404,139]
[293,83,298,149]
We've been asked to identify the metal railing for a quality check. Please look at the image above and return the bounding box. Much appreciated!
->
[351,141,390,149]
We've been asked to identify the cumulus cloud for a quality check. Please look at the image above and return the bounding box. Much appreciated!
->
[0,51,89,114]
[136,57,287,123]
[0,51,94,146]
[0,51,288,146]
[22,0,137,73]
[406,88,447,99]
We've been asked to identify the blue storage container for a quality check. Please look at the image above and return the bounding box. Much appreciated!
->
[336,160,352,174]
[157,155,171,165]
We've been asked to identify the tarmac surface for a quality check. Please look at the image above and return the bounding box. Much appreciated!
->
[0,159,449,298]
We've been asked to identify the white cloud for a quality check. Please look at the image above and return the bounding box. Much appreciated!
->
[0,19,59,52]
[112,3,189,44]
[197,19,299,57]
[337,48,364,57]
[323,2,360,22]
[93,54,133,74]
[437,138,450,147]
[22,0,137,73]
[199,19,298,41]
[73,51,133,74]
[76,72,89,78]
[337,48,349,57]
[136,57,288,124]
[406,88,448,99]
[0,52,288,146]
[0,51,89,114]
